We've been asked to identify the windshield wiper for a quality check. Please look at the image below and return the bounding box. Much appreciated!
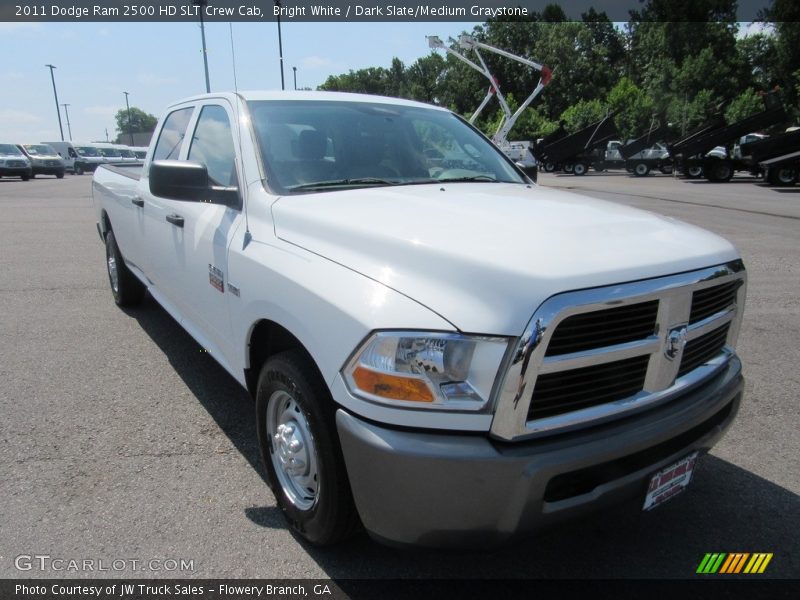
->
[436,174,498,183]
[289,177,398,191]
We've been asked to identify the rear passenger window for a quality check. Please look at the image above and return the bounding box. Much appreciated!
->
[188,105,238,187]
[152,107,194,161]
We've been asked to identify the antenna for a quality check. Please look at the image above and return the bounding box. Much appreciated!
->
[229,22,239,93]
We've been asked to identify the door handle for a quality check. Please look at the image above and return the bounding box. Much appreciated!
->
[166,214,184,228]
[131,197,144,207]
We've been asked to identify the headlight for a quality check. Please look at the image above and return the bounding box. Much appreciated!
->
[344,331,510,412]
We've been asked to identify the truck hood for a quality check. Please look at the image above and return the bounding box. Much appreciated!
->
[272,183,739,335]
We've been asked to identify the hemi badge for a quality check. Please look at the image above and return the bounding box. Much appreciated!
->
[227,283,240,297]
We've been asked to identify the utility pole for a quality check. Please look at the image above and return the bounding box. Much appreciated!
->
[293,66,297,90]
[123,92,134,145]
[61,103,73,140]
[193,0,211,93]
[45,64,64,141]
[274,0,285,90]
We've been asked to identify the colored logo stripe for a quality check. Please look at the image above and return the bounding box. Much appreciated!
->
[697,552,773,574]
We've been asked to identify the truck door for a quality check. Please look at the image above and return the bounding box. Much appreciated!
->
[146,101,244,367]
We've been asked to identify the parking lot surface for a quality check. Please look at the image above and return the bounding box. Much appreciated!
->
[0,173,797,579]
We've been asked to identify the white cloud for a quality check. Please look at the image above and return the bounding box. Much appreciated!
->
[84,105,118,118]
[137,72,179,86]
[0,22,44,33]
[0,110,41,124]
[300,56,333,70]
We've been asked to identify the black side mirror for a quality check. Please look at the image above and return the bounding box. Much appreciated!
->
[149,160,240,208]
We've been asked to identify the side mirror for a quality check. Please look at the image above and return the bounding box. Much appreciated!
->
[149,160,240,208]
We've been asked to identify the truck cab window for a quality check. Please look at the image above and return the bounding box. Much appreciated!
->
[188,105,238,187]
[152,107,194,161]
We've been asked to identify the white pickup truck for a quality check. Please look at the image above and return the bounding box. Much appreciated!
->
[93,91,746,547]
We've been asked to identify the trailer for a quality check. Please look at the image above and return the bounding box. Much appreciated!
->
[618,123,677,176]
[534,113,619,175]
[669,92,786,182]
[741,128,800,186]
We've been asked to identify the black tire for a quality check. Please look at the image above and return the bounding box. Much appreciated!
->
[105,230,145,306]
[256,351,359,546]
[572,162,588,176]
[563,163,574,174]
[775,167,797,186]
[544,162,556,173]
[706,161,733,183]
[687,165,703,179]
[30,173,36,179]
[633,162,650,177]
[56,171,65,179]
[74,164,84,176]
[21,174,30,181]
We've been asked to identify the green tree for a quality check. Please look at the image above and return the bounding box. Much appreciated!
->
[115,107,157,139]
[560,98,607,132]
[606,78,656,140]
[725,88,766,123]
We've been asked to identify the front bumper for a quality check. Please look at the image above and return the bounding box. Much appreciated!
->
[0,166,31,177]
[32,165,65,175]
[336,356,743,547]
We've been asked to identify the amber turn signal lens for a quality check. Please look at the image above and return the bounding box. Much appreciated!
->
[351,366,434,403]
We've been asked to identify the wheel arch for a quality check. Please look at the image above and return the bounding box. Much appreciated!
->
[245,319,325,399]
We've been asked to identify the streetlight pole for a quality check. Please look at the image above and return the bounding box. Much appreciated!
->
[45,64,64,141]
[61,103,73,140]
[293,66,297,90]
[193,0,211,93]
[123,92,134,145]
[274,0,285,90]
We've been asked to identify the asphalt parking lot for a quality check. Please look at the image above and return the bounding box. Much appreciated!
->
[0,172,798,581]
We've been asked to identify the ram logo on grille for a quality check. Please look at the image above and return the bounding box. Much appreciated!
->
[665,325,688,361]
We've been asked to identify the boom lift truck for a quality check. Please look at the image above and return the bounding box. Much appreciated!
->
[427,35,552,180]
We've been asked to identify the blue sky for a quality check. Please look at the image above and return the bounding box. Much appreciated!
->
[0,21,484,144]
[0,20,766,145]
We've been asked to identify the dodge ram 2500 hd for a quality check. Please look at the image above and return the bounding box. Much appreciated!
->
[93,92,746,547]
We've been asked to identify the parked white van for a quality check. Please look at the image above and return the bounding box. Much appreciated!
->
[45,141,107,175]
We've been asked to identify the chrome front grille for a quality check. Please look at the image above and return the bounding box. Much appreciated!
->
[545,300,658,356]
[529,355,650,420]
[490,261,746,441]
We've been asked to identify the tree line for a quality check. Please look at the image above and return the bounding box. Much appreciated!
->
[318,0,800,142]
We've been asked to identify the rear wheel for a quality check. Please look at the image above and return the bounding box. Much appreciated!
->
[775,167,797,186]
[105,230,145,306]
[572,162,587,176]
[707,161,733,182]
[56,171,65,179]
[563,163,574,174]
[21,174,30,181]
[544,162,556,173]
[74,164,84,175]
[686,165,703,178]
[256,351,359,546]
[633,162,650,177]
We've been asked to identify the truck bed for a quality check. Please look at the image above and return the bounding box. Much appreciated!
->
[98,163,143,181]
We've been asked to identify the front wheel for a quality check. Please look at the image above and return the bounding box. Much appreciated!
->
[256,351,359,546]
[74,164,84,175]
[56,171,65,179]
[105,230,145,306]
[633,162,650,177]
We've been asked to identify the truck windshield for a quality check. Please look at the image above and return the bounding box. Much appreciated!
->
[24,144,57,155]
[99,148,122,158]
[0,144,23,156]
[247,100,526,193]
[75,146,101,157]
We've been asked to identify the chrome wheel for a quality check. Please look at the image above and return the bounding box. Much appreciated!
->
[266,390,319,510]
[106,245,119,293]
